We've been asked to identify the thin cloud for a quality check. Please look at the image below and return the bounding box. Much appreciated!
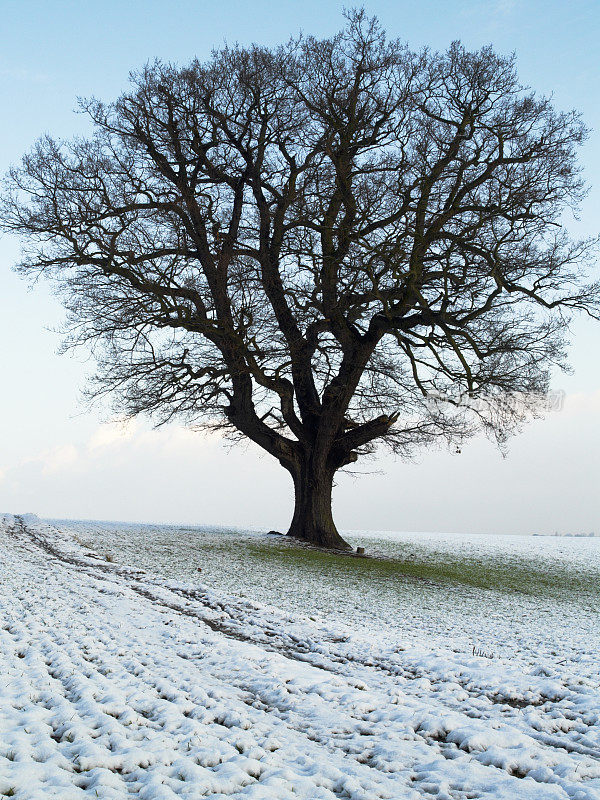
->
[19,444,80,476]
[87,419,138,453]
[0,67,51,84]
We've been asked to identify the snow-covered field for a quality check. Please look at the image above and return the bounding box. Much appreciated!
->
[1,514,599,799]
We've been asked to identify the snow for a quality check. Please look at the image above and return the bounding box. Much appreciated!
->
[0,513,599,799]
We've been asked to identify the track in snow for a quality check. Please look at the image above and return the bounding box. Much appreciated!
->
[0,514,599,800]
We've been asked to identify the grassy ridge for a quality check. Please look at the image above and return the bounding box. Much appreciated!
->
[239,536,600,601]
[59,519,600,608]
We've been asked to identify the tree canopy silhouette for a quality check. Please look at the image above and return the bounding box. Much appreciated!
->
[2,11,598,549]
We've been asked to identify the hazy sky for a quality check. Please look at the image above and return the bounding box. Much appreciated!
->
[1,0,598,534]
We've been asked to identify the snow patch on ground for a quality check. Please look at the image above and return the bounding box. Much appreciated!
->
[0,515,599,799]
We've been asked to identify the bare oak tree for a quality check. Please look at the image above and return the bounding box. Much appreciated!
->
[2,11,598,549]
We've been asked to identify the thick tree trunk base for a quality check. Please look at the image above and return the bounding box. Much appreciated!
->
[286,525,352,551]
[286,514,352,550]
[286,464,351,550]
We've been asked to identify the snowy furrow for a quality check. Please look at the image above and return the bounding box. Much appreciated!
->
[0,514,598,799]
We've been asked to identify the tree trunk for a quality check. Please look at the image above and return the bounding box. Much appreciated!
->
[286,460,351,550]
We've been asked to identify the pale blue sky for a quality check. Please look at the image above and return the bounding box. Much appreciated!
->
[1,0,599,534]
